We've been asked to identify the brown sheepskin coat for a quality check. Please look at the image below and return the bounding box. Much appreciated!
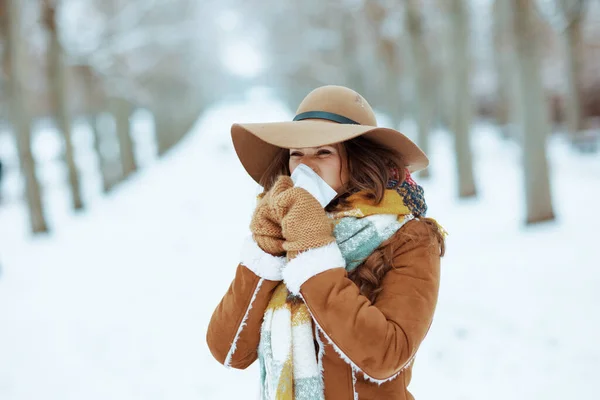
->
[207,219,441,399]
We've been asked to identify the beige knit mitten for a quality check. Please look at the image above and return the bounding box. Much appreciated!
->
[269,182,336,260]
[249,176,295,256]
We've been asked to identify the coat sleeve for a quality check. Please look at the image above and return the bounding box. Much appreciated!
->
[206,237,285,369]
[281,220,441,382]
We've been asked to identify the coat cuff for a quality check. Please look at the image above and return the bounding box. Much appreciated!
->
[240,237,285,281]
[282,242,346,295]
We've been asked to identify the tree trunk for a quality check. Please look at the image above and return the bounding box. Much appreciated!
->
[362,0,402,124]
[154,101,202,157]
[6,0,49,233]
[110,97,137,179]
[510,0,555,224]
[43,0,83,210]
[341,17,365,97]
[448,0,477,198]
[380,39,403,129]
[405,0,434,179]
[494,0,525,141]
[492,0,510,129]
[563,13,585,137]
[171,106,201,145]
[154,111,173,157]
[90,115,114,192]
[81,69,112,193]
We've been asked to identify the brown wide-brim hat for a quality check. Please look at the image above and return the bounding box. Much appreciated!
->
[231,85,428,185]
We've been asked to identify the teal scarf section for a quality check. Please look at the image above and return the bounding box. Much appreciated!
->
[334,214,412,272]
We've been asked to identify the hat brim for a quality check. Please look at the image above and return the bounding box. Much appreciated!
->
[231,120,429,185]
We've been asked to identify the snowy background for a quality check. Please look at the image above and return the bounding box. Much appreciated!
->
[1,88,598,399]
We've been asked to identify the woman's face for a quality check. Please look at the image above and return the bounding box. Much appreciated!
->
[288,144,349,193]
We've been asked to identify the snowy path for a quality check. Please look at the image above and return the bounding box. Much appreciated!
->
[1,92,598,399]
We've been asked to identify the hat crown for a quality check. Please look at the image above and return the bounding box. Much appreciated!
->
[295,85,378,127]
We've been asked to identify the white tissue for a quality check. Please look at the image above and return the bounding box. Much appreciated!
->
[290,164,338,208]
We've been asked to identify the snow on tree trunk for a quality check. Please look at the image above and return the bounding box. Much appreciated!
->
[405,0,434,179]
[448,0,477,198]
[43,0,83,210]
[110,97,137,179]
[510,0,555,224]
[6,0,48,233]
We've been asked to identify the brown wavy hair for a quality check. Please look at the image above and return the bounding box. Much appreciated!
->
[259,136,445,304]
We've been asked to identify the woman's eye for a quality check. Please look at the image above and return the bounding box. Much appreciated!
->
[317,150,332,156]
[290,152,302,157]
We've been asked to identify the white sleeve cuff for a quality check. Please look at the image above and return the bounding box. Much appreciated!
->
[282,242,346,295]
[240,236,286,281]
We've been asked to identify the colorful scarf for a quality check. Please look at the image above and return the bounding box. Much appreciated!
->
[258,170,429,400]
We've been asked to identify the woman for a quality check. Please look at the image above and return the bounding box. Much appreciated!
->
[207,85,445,400]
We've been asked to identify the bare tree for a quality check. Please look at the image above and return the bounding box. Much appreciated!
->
[494,0,525,139]
[535,0,588,137]
[362,0,404,126]
[340,10,367,96]
[42,0,83,210]
[492,0,511,128]
[559,0,587,136]
[510,0,555,223]
[447,0,477,198]
[5,0,48,233]
[109,96,137,178]
[79,66,113,192]
[404,0,435,178]
[145,75,205,156]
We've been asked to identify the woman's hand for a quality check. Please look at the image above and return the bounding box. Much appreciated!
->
[269,176,336,256]
[249,176,295,256]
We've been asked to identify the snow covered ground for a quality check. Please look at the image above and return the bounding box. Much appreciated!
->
[0,88,598,399]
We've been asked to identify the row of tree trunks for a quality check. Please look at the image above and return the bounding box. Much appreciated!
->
[2,1,202,235]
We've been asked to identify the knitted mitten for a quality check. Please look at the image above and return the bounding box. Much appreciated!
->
[269,183,336,259]
[249,176,295,256]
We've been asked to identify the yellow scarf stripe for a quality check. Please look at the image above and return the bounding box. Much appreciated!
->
[266,284,289,311]
[331,189,412,219]
[266,284,313,327]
